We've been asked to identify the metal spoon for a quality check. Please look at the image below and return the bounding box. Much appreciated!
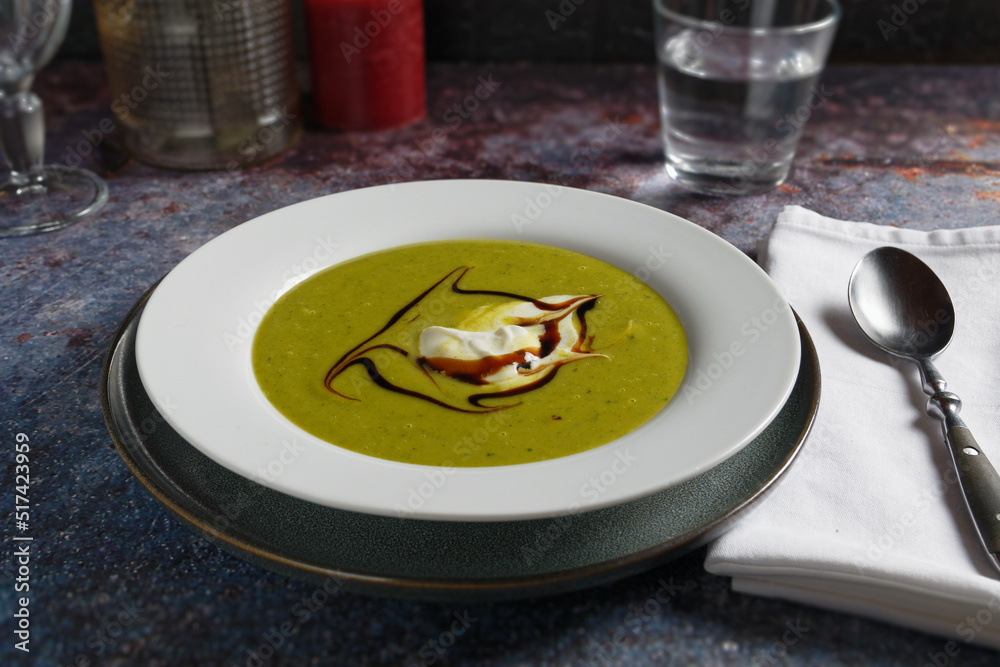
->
[848,246,1000,575]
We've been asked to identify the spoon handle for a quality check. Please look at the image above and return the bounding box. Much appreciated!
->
[923,362,1000,573]
[943,425,1000,569]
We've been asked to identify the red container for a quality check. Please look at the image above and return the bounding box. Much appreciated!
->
[304,0,426,130]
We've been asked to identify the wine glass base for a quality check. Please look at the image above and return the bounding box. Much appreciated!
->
[0,166,109,238]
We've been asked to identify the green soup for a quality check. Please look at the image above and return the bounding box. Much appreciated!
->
[251,240,687,467]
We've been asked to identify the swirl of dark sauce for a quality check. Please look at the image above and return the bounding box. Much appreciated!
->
[323,267,602,413]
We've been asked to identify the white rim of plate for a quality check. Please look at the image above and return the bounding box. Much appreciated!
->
[135,180,800,521]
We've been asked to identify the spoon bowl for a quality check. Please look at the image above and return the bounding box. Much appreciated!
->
[848,246,1000,576]
[848,247,954,360]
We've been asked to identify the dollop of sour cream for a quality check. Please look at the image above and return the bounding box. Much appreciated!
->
[417,295,603,387]
[420,324,540,362]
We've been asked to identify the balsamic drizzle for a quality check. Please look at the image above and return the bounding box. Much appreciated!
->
[324,266,603,413]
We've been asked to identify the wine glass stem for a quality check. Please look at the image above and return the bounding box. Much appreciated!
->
[0,92,45,184]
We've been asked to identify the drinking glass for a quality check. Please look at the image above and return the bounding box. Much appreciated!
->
[654,0,841,195]
[0,0,109,237]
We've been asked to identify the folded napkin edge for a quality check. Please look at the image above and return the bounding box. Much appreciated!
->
[706,559,1000,607]
[730,574,1000,651]
[775,205,1000,248]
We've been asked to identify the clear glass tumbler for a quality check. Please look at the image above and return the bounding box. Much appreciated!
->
[93,0,302,171]
[654,0,841,195]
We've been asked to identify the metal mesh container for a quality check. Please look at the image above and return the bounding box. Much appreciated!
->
[94,0,301,170]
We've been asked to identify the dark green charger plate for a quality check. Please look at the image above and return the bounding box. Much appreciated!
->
[101,287,820,602]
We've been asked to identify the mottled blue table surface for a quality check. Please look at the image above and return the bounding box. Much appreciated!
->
[3,61,1000,666]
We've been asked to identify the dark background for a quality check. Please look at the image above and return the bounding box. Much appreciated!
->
[11,2,998,667]
[61,0,1000,65]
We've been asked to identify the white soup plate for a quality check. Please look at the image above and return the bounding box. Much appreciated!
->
[135,180,800,521]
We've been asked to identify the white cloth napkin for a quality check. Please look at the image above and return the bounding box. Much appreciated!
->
[705,206,1000,650]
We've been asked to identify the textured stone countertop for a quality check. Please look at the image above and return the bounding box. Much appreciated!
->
[3,61,1000,666]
